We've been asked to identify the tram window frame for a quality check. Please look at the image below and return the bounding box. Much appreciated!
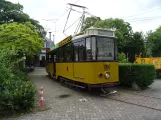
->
[56,49,59,62]
[86,37,92,61]
[48,54,53,63]
[78,39,85,61]
[73,42,79,62]
[53,52,56,62]
[91,37,96,60]
[64,42,73,62]
[51,53,54,63]
[73,39,85,62]
[46,54,49,63]
[58,47,64,62]
[96,36,115,61]
[114,38,117,60]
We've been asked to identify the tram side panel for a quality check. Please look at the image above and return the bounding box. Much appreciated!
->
[46,63,54,77]
[72,62,119,84]
[56,63,74,80]
[55,62,119,86]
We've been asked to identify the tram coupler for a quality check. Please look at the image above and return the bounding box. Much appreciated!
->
[100,88,117,96]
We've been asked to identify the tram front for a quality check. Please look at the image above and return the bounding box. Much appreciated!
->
[85,28,119,88]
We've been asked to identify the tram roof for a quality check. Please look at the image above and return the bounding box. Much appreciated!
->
[49,28,116,53]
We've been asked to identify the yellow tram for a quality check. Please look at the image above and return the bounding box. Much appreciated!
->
[46,28,119,90]
[135,56,161,77]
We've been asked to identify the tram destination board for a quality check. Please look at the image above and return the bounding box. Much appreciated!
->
[58,35,72,47]
[97,29,114,37]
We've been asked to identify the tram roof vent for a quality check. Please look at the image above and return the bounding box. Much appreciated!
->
[85,28,115,37]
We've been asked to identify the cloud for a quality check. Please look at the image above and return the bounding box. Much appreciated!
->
[145,0,161,9]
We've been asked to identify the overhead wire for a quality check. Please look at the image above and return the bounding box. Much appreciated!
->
[126,16,161,23]
[122,7,161,19]
[55,0,80,23]
[124,16,161,21]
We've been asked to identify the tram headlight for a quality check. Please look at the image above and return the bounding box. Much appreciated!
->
[105,72,110,79]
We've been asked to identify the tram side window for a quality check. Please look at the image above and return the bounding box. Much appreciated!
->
[74,42,79,61]
[114,39,117,60]
[78,39,85,61]
[48,54,52,63]
[86,38,92,61]
[91,37,96,60]
[64,43,73,62]
[58,47,64,62]
[53,54,56,62]
[56,50,59,62]
[46,54,49,63]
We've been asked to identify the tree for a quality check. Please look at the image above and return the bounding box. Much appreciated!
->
[81,16,101,31]
[146,26,161,57]
[0,22,43,57]
[118,52,127,63]
[124,32,145,62]
[144,30,153,57]
[94,18,133,52]
[0,0,46,37]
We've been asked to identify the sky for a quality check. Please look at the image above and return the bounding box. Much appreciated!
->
[7,0,161,44]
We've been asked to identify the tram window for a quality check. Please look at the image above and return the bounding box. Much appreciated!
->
[115,40,118,60]
[48,54,52,63]
[51,54,54,63]
[56,50,59,62]
[91,37,96,60]
[64,43,72,62]
[86,38,92,61]
[97,37,114,60]
[54,55,56,62]
[46,54,49,63]
[58,47,64,62]
[78,40,85,61]
[74,42,79,61]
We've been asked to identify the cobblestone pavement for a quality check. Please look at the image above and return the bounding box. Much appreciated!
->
[6,67,161,120]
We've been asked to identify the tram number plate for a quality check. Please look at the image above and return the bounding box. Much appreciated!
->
[104,64,110,71]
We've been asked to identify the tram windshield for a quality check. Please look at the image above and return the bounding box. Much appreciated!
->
[97,37,115,60]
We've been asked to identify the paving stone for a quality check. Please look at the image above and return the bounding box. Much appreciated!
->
[3,67,161,120]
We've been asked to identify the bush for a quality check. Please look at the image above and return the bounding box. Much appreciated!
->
[0,47,36,115]
[0,80,36,112]
[118,52,127,63]
[119,63,156,88]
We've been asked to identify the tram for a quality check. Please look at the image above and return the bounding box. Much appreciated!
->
[46,28,119,91]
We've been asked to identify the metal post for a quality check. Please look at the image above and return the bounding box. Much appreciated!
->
[53,35,55,47]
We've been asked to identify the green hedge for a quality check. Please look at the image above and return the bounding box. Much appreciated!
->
[119,63,156,88]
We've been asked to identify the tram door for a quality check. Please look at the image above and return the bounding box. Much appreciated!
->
[53,54,56,77]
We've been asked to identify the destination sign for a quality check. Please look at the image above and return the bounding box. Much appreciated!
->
[97,30,114,37]
[86,29,115,37]
[58,35,72,47]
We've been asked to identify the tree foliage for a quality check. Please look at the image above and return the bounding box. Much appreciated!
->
[81,16,101,32]
[146,26,161,57]
[117,52,127,63]
[0,0,46,37]
[124,32,145,62]
[0,47,36,114]
[81,17,147,62]
[94,18,133,52]
[0,22,43,56]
